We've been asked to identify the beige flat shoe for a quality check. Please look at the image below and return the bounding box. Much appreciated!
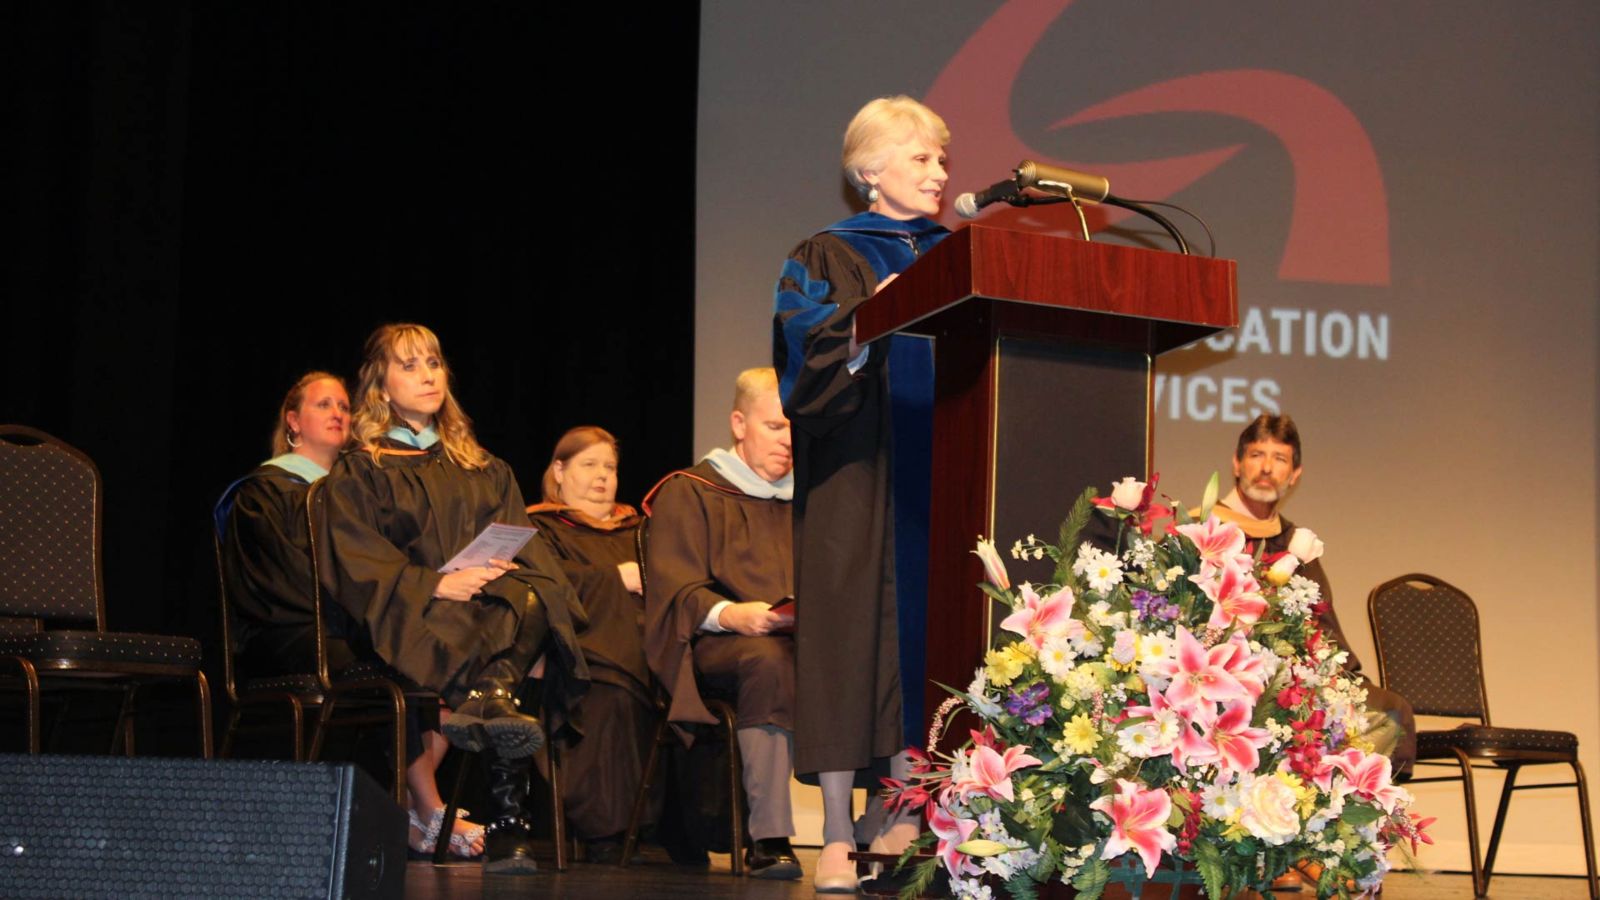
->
[813,840,858,894]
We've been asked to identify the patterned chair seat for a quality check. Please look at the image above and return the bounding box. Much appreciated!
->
[237,672,322,695]
[0,630,204,668]
[1418,724,1579,759]
[332,658,428,693]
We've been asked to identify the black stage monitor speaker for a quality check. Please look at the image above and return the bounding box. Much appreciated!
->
[0,754,405,899]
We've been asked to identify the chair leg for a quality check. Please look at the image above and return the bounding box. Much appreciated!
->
[308,693,337,761]
[194,671,213,759]
[1573,761,1599,900]
[388,686,407,808]
[6,658,40,753]
[220,707,244,759]
[112,685,138,755]
[1453,750,1487,897]
[620,713,670,868]
[1481,763,1521,889]
[721,707,745,877]
[549,737,569,871]
[286,696,305,762]
[432,748,475,866]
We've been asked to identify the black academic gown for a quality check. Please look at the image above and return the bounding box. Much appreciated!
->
[218,465,355,678]
[528,504,655,839]
[320,438,589,723]
[773,212,948,777]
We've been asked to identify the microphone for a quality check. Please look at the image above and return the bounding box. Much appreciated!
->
[953,177,1021,219]
[1014,160,1110,203]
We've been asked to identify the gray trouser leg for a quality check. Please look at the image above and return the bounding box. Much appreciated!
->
[737,724,795,841]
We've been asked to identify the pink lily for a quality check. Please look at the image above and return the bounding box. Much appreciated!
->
[1198,701,1272,779]
[1190,557,1268,630]
[951,743,1044,802]
[1217,633,1268,701]
[1126,690,1216,773]
[1170,714,1221,774]
[1175,517,1246,568]
[1159,627,1251,714]
[1090,779,1177,878]
[1321,748,1410,813]
[927,800,980,878]
[998,583,1083,650]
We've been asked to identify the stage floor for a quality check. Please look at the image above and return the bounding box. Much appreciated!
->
[402,845,1592,899]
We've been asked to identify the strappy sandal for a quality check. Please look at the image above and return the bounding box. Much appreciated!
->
[407,807,485,860]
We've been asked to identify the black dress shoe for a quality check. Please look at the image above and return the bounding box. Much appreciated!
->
[583,836,647,865]
[745,837,802,880]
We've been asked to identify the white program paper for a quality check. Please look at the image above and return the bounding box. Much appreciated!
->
[439,523,538,573]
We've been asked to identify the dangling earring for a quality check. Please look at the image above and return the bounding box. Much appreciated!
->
[866,186,881,203]
[286,430,302,449]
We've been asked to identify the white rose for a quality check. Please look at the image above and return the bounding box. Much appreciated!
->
[1238,774,1302,845]
[1110,476,1146,510]
[1287,528,1325,564]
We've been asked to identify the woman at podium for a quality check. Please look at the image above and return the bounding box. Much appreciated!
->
[771,95,952,891]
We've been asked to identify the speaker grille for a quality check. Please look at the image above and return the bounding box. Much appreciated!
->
[0,754,400,899]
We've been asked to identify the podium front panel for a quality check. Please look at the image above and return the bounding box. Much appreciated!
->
[990,338,1150,639]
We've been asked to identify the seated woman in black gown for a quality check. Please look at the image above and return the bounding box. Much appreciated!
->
[525,426,653,862]
[218,371,485,859]
[319,323,589,874]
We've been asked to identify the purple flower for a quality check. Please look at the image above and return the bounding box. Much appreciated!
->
[1005,682,1054,726]
[1325,720,1348,750]
[1131,590,1178,622]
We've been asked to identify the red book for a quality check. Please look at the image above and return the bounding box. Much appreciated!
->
[768,596,796,633]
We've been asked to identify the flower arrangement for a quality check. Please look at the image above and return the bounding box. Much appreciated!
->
[885,476,1430,899]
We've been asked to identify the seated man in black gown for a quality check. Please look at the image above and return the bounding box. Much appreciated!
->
[643,367,801,880]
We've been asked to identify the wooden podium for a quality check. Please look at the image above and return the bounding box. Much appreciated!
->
[855,224,1237,731]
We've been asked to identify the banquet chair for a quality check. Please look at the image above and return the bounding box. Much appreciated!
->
[0,424,211,757]
[212,527,316,760]
[1368,573,1598,898]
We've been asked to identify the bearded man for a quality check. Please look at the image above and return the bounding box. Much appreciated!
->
[1207,414,1415,779]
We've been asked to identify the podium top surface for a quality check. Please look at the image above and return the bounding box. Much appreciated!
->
[854,224,1237,354]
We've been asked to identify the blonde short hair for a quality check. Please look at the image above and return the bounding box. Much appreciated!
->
[841,95,951,200]
[732,367,778,415]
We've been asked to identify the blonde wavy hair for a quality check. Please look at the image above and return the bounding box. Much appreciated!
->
[351,323,490,470]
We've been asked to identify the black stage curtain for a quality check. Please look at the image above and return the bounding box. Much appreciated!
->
[1,3,699,671]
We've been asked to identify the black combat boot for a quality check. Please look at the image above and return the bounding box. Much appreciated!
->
[481,746,540,875]
[444,592,548,758]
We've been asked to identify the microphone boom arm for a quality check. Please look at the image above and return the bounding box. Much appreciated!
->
[1008,191,1191,255]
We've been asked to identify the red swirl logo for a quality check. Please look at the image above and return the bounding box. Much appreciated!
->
[926,0,1388,285]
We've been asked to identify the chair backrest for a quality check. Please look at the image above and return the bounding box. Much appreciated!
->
[211,530,242,704]
[1367,573,1489,723]
[303,480,336,691]
[0,425,106,629]
[634,513,650,598]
